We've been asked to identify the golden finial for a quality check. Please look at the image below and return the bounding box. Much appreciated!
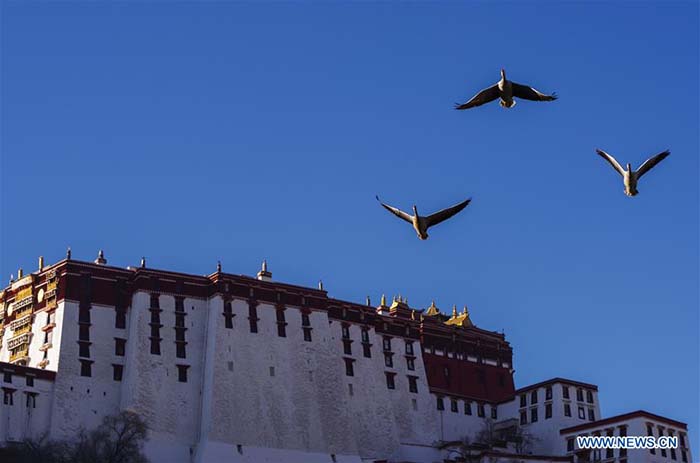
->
[463,305,469,316]
[380,294,387,306]
[452,304,457,318]
[411,309,416,320]
[425,300,440,316]
[17,268,23,279]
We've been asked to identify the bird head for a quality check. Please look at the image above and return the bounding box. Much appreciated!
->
[500,68,506,80]
[412,205,418,216]
[626,163,632,172]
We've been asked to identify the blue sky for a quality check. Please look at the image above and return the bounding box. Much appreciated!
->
[2,1,698,450]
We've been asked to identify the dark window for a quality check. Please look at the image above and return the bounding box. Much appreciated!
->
[563,385,570,399]
[682,450,687,462]
[436,396,444,411]
[177,365,188,383]
[79,325,90,341]
[2,373,10,383]
[567,438,574,452]
[344,358,354,377]
[578,406,586,419]
[150,339,161,355]
[303,328,312,342]
[531,390,538,404]
[587,390,594,403]
[150,294,159,308]
[277,324,286,338]
[477,403,485,418]
[520,394,526,407]
[176,343,186,359]
[449,399,457,413]
[545,403,552,419]
[175,328,186,342]
[383,337,391,351]
[385,373,395,390]
[224,301,234,329]
[384,353,393,368]
[175,314,186,328]
[175,297,185,312]
[78,342,90,358]
[576,388,584,401]
[150,325,161,338]
[564,403,571,416]
[248,304,258,333]
[588,408,595,421]
[343,340,352,355]
[491,406,498,419]
[406,358,415,371]
[520,410,527,425]
[150,310,160,325]
[301,313,310,326]
[341,325,350,339]
[546,386,552,400]
[79,308,91,323]
[115,338,126,356]
[3,390,14,405]
[113,364,123,381]
[606,431,614,459]
[361,329,369,343]
[405,341,414,355]
[25,393,36,408]
[26,376,34,387]
[530,407,538,422]
[464,401,472,415]
[362,344,371,358]
[80,360,92,377]
[680,433,686,447]
[408,376,418,393]
[115,309,126,329]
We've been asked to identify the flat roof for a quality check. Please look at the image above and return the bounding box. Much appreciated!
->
[515,377,598,394]
[560,410,688,434]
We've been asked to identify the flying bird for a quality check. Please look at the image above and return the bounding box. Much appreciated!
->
[595,148,670,196]
[376,196,471,240]
[455,69,557,110]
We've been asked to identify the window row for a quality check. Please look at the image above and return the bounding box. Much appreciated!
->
[647,423,688,462]
[2,389,38,408]
[2,372,34,387]
[519,385,594,408]
[422,345,509,368]
[436,396,496,419]
[520,404,596,423]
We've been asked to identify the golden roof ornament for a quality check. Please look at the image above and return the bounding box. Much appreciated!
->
[411,309,416,320]
[424,300,440,316]
[38,256,44,271]
[17,268,23,279]
[380,294,387,307]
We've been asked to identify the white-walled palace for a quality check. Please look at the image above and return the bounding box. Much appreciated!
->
[0,254,693,463]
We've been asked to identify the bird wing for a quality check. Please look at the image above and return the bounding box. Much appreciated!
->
[376,196,413,224]
[595,149,626,177]
[636,150,670,179]
[511,82,558,101]
[454,84,499,110]
[425,198,472,227]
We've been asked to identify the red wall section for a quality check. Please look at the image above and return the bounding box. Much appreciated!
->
[423,352,514,403]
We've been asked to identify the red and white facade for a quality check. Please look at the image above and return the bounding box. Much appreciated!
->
[0,254,692,463]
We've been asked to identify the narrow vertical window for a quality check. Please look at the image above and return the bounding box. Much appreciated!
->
[276,307,286,338]
[115,338,126,356]
[385,372,395,390]
[530,407,538,422]
[177,365,189,383]
[80,360,92,377]
[113,364,123,382]
[436,396,444,411]
[562,385,570,399]
[344,358,354,377]
[248,302,258,333]
[545,386,552,400]
[464,401,472,415]
[223,301,234,329]
[545,403,552,419]
[408,376,418,393]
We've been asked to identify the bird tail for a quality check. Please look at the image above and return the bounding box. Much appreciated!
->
[499,99,516,108]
